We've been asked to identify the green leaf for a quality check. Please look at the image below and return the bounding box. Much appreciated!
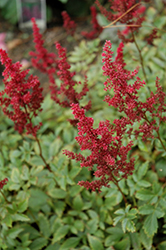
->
[130,232,141,250]
[30,156,45,166]
[47,188,67,199]
[52,225,69,243]
[59,237,81,250]
[38,213,51,238]
[143,213,158,236]
[139,204,154,215]
[125,220,136,233]
[138,140,149,152]
[73,195,84,211]
[21,165,29,180]
[136,189,154,201]
[158,241,166,250]
[105,226,123,244]
[45,243,61,250]
[17,199,28,213]
[137,161,149,179]
[137,180,151,187]
[29,189,49,211]
[7,227,24,239]
[87,234,104,250]
[114,236,130,250]
[2,213,12,227]
[155,159,166,177]
[11,168,20,183]
[12,213,30,222]
[140,228,152,249]
[29,237,48,250]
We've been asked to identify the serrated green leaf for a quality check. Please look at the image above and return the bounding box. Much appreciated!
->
[48,188,67,199]
[88,234,104,250]
[140,228,152,249]
[139,204,154,215]
[38,213,50,238]
[60,237,80,250]
[136,189,154,201]
[114,236,130,250]
[87,219,98,234]
[12,213,30,222]
[73,195,84,211]
[126,220,136,233]
[29,189,48,211]
[137,161,149,179]
[137,180,151,187]
[130,232,141,250]
[2,213,12,227]
[17,199,28,213]
[115,208,125,215]
[143,213,158,236]
[7,227,24,239]
[30,156,45,166]
[29,237,48,250]
[52,225,69,243]
[11,168,20,183]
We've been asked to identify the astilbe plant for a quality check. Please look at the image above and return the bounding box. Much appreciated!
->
[0,49,52,172]
[81,6,103,40]
[95,0,147,40]
[61,11,77,36]
[0,49,43,136]
[64,40,166,195]
[29,18,57,78]
[50,42,91,110]
[30,19,91,125]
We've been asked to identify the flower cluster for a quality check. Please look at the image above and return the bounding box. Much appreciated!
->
[64,40,166,192]
[29,18,57,77]
[146,28,158,45]
[64,103,135,192]
[0,49,43,136]
[0,178,8,189]
[82,6,103,39]
[61,11,77,36]
[96,0,147,41]
[50,42,91,110]
[102,40,166,140]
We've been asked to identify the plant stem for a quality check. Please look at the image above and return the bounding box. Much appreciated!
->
[111,174,128,205]
[0,190,11,204]
[34,135,52,172]
[132,32,148,84]
[24,105,52,172]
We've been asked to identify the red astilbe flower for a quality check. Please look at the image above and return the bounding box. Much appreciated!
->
[95,0,147,42]
[146,28,158,45]
[81,6,103,40]
[0,49,43,136]
[29,18,57,77]
[64,103,135,192]
[102,40,166,140]
[0,178,8,189]
[62,11,77,36]
[50,42,91,111]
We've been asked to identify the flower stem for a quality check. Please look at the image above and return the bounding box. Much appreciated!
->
[132,32,148,84]
[0,190,11,204]
[111,174,128,205]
